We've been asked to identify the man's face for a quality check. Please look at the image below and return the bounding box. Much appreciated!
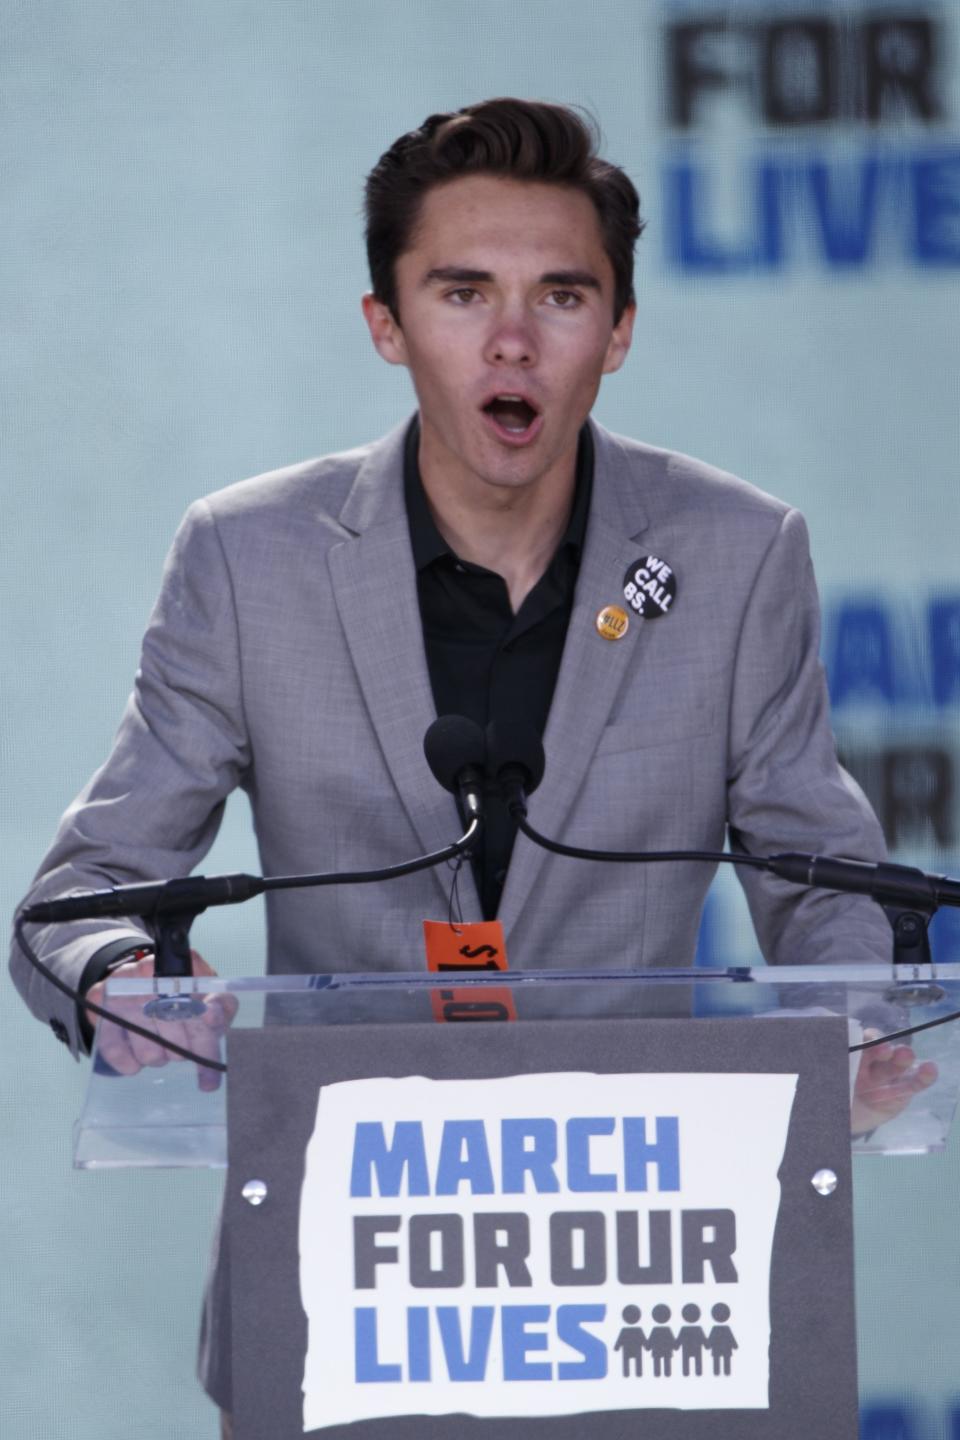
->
[363,175,635,500]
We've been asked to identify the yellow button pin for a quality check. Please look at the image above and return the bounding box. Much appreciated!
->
[596,605,630,641]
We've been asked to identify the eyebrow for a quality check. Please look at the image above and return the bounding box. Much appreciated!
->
[421,265,602,291]
[539,270,602,290]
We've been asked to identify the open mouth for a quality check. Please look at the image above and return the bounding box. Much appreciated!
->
[482,394,540,438]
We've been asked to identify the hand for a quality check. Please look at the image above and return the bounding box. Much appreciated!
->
[85,950,237,1091]
[851,1028,938,1135]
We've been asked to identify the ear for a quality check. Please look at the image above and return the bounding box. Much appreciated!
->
[601,302,636,376]
[362,292,408,367]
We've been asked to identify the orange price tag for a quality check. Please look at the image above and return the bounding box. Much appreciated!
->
[422,919,516,1023]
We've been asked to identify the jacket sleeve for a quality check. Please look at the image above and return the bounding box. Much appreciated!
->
[725,506,892,966]
[9,499,251,1056]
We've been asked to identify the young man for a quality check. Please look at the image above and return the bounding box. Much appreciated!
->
[10,99,927,1420]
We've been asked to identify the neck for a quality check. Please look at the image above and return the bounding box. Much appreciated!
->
[418,435,579,613]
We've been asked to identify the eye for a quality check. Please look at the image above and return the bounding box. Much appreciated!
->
[446,287,481,304]
[546,289,583,309]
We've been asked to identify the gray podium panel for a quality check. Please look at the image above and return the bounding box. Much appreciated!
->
[226,1016,856,1439]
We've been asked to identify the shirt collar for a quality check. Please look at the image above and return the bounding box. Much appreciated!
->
[404,415,594,575]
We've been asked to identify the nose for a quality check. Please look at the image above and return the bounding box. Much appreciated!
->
[484,309,537,367]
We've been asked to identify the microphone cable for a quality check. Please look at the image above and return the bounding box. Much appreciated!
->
[485,719,960,1058]
[14,814,482,1075]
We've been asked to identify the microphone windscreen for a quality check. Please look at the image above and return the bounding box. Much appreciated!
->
[486,720,545,797]
[423,715,486,794]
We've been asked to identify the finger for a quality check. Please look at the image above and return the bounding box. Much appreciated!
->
[894,1062,938,1096]
[859,1067,917,1098]
[149,1013,192,1055]
[127,1027,173,1068]
[183,1019,228,1092]
[200,995,237,1032]
[860,1045,915,1082]
[125,1005,190,1068]
[859,1064,938,1113]
[863,1050,927,1092]
[95,1008,154,1077]
[214,991,240,1024]
[96,1027,142,1076]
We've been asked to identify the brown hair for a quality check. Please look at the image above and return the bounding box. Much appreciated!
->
[364,98,644,323]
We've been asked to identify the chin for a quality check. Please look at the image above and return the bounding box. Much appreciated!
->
[478,456,545,490]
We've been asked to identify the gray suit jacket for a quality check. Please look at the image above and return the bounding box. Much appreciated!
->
[12,418,889,1056]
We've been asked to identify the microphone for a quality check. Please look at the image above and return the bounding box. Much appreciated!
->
[485,720,545,817]
[423,715,487,820]
[765,853,960,910]
[21,872,265,924]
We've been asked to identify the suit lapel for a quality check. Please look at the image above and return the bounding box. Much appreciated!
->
[327,423,483,919]
[497,424,651,937]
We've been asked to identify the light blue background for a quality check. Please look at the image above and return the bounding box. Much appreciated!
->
[2,3,959,1436]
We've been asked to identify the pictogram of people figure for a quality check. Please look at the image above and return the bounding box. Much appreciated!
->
[676,1302,708,1376]
[646,1303,679,1377]
[706,1302,738,1376]
[613,1305,648,1377]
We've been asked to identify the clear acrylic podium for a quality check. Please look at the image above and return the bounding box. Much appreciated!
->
[77,962,960,1169]
[75,963,960,1440]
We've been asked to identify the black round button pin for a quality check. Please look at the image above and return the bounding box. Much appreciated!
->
[623,556,677,619]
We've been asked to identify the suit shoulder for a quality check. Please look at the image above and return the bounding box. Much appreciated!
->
[194,438,380,534]
[606,429,795,533]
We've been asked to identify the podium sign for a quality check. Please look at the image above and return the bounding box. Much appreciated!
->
[226,1016,857,1439]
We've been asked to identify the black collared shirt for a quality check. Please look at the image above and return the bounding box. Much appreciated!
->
[404,418,593,919]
